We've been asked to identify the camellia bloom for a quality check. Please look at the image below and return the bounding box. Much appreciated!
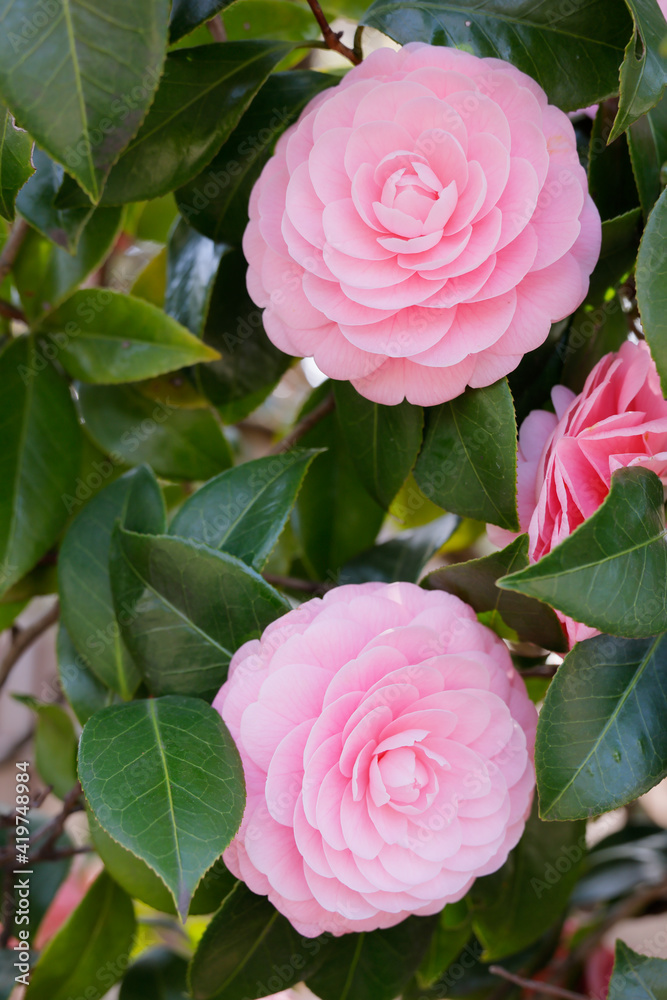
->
[214,582,536,936]
[493,340,667,645]
[243,43,601,405]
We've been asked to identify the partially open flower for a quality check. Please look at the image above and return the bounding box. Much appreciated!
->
[214,582,537,936]
[244,43,600,405]
[493,340,667,645]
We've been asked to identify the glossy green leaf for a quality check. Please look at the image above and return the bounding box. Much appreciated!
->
[15,148,93,252]
[0,0,168,201]
[14,207,122,321]
[467,800,585,960]
[59,465,165,697]
[77,383,233,481]
[98,41,292,205]
[24,872,136,1000]
[170,449,321,570]
[608,941,667,1000]
[224,1,319,43]
[131,247,168,307]
[40,289,219,384]
[561,294,629,394]
[78,696,246,918]
[88,811,236,916]
[57,625,121,724]
[176,69,337,244]
[120,948,189,1000]
[637,186,667,392]
[197,248,292,419]
[166,219,228,335]
[170,0,239,42]
[628,90,667,217]
[415,902,473,991]
[361,0,632,111]
[0,599,28,632]
[340,514,459,585]
[414,379,519,532]
[424,535,567,652]
[609,0,667,143]
[499,468,667,638]
[110,527,288,698]
[0,336,81,597]
[536,632,667,820]
[587,103,639,222]
[293,387,385,579]
[0,101,33,221]
[334,382,423,509]
[306,917,439,1000]
[188,881,326,1000]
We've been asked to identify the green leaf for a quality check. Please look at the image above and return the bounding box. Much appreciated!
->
[608,941,667,1000]
[97,41,292,205]
[170,0,239,42]
[637,186,667,393]
[0,0,169,202]
[39,289,219,384]
[609,0,667,143]
[0,102,33,221]
[109,527,288,698]
[414,380,519,532]
[188,881,326,1000]
[334,382,423,509]
[340,514,459,585]
[361,0,632,111]
[32,702,78,800]
[15,148,93,252]
[0,599,28,632]
[78,696,246,918]
[88,810,236,916]
[176,69,337,244]
[587,104,639,222]
[306,917,439,1000]
[0,336,81,597]
[628,91,667,218]
[57,624,121,724]
[59,465,165,697]
[424,536,567,653]
[14,207,122,322]
[24,871,136,1000]
[415,901,473,990]
[499,468,667,638]
[293,387,385,579]
[535,632,667,820]
[467,799,585,960]
[76,383,233,481]
[197,248,292,419]
[169,449,321,570]
[166,219,229,335]
[585,207,643,306]
[120,948,189,1000]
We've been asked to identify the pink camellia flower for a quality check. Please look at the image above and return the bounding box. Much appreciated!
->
[243,43,601,405]
[492,340,667,646]
[214,581,536,936]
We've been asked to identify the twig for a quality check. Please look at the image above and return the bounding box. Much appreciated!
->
[263,573,332,594]
[0,298,26,323]
[489,967,590,1000]
[519,663,559,678]
[207,14,226,41]
[305,0,361,64]
[0,725,34,765]
[0,218,29,285]
[0,783,83,868]
[353,24,364,62]
[36,844,93,862]
[0,601,60,691]
[269,392,335,454]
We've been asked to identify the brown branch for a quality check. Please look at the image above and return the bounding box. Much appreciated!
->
[0,600,60,691]
[207,14,226,41]
[519,663,559,678]
[0,783,83,868]
[305,0,361,64]
[269,392,335,454]
[263,573,332,594]
[489,967,590,1000]
[36,844,93,862]
[0,218,29,285]
[0,298,26,323]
